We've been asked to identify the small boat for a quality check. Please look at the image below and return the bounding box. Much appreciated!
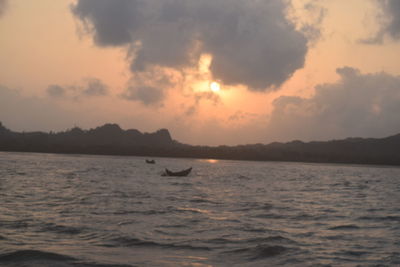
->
[164,167,192,177]
[146,159,155,164]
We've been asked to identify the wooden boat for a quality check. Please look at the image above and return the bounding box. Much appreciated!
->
[145,159,155,164]
[164,167,192,177]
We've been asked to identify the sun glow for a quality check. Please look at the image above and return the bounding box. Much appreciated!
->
[210,82,221,93]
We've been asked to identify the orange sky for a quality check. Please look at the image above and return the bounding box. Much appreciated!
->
[1,0,400,145]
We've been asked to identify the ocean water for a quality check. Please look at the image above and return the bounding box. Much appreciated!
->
[0,152,399,267]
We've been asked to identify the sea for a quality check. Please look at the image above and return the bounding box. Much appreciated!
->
[0,151,399,267]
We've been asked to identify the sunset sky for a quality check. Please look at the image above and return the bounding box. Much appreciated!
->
[1,0,400,145]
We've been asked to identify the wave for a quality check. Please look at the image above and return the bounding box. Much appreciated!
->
[78,231,115,242]
[158,223,188,229]
[328,224,360,230]
[114,206,217,216]
[224,245,289,261]
[0,219,32,229]
[41,223,83,235]
[205,237,234,244]
[341,250,369,257]
[189,198,209,203]
[253,213,285,219]
[235,201,273,212]
[0,249,76,262]
[113,210,168,215]
[170,182,192,186]
[0,250,134,267]
[237,175,252,180]
[246,236,297,245]
[153,229,187,237]
[104,236,211,251]
[358,215,400,222]
[175,207,212,214]
[189,197,220,204]
[323,234,345,240]
[241,227,269,233]
[206,235,296,246]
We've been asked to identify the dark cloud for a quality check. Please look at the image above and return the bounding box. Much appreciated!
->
[72,0,141,46]
[82,78,108,96]
[71,0,311,91]
[122,86,164,106]
[120,67,174,105]
[268,67,400,141]
[46,84,66,98]
[184,91,221,116]
[184,105,196,117]
[381,0,400,39]
[362,0,400,43]
[46,78,108,99]
[193,91,220,106]
[229,111,258,122]
[0,0,7,18]
[298,1,326,42]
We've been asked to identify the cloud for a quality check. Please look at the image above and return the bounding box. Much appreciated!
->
[381,0,400,39]
[46,84,66,98]
[71,0,141,46]
[82,77,108,96]
[46,78,108,99]
[362,0,400,43]
[120,67,174,105]
[183,91,221,116]
[121,85,164,106]
[268,67,400,141]
[229,110,258,122]
[193,91,220,105]
[0,0,7,18]
[71,0,311,91]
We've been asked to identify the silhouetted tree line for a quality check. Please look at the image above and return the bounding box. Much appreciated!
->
[1,122,400,166]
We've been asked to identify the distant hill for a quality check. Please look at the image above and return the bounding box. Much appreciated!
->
[1,122,400,166]
[0,122,176,155]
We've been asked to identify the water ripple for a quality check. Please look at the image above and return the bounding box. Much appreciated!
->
[1,152,399,266]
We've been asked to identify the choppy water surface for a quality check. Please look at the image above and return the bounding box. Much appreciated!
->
[0,152,399,266]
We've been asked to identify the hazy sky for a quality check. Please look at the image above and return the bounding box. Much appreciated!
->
[1,0,400,145]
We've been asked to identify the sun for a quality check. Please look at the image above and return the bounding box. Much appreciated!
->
[210,82,221,93]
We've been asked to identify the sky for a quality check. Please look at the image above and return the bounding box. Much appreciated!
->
[1,0,400,145]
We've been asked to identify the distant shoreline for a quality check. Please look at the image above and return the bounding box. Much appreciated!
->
[1,122,400,166]
[2,150,400,169]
